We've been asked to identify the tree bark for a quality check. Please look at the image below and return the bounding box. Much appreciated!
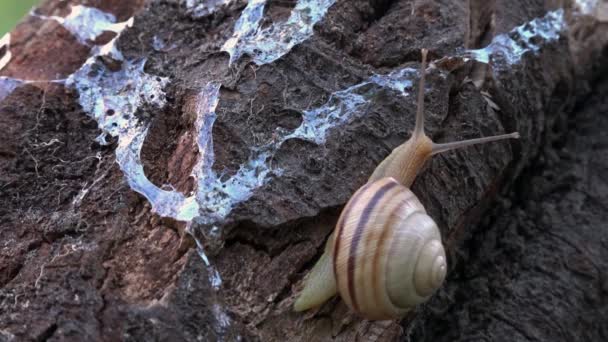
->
[0,0,606,341]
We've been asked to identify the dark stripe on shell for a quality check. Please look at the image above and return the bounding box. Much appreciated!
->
[347,180,398,311]
[333,182,373,294]
[371,193,406,315]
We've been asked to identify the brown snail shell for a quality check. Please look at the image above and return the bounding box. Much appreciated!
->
[332,177,447,320]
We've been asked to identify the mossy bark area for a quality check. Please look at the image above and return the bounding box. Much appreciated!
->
[1,0,606,341]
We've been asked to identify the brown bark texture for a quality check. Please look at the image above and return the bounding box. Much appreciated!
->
[0,0,607,341]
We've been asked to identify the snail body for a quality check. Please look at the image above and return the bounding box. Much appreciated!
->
[294,50,519,319]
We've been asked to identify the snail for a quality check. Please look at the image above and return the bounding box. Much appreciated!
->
[294,49,519,320]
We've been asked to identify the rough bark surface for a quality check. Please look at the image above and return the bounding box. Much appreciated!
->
[0,0,606,341]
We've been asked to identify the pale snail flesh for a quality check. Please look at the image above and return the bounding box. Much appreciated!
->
[294,49,519,320]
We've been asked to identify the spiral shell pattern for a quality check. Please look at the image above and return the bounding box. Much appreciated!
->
[333,177,447,320]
